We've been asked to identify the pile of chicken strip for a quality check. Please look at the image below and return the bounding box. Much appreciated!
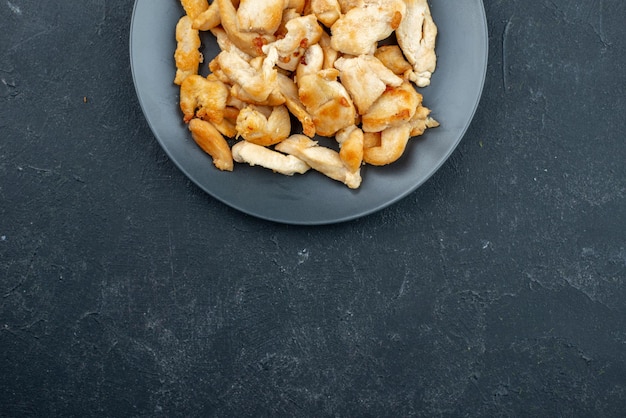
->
[175,0,439,189]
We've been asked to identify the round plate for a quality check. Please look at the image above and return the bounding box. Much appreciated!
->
[130,0,488,225]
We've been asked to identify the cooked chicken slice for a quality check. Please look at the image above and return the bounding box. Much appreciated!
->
[192,2,220,31]
[210,27,252,62]
[217,0,275,57]
[188,118,234,171]
[374,45,413,77]
[330,0,405,55]
[318,31,339,69]
[286,0,306,13]
[408,103,439,136]
[363,131,381,149]
[311,0,341,27]
[334,55,404,114]
[275,73,316,137]
[363,122,411,166]
[275,135,362,188]
[237,0,285,35]
[232,141,310,175]
[274,8,301,39]
[210,103,239,136]
[226,95,245,110]
[336,125,364,172]
[216,47,278,103]
[262,14,324,71]
[295,44,324,81]
[181,0,209,20]
[337,0,362,13]
[230,83,286,106]
[298,70,356,137]
[223,105,240,120]
[179,74,230,123]
[211,118,237,138]
[174,16,203,85]
[396,0,438,87]
[361,81,420,132]
[235,104,291,146]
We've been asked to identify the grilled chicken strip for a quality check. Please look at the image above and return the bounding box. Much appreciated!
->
[232,141,311,175]
[275,135,362,189]
[396,0,438,87]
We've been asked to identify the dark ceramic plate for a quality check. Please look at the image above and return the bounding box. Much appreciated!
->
[130,0,488,225]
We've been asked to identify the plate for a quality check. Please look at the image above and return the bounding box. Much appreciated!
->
[130,0,488,225]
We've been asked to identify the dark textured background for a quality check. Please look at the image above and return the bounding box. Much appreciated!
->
[1,0,625,416]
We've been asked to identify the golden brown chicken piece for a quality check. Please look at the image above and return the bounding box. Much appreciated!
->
[275,73,316,138]
[237,0,286,34]
[363,131,381,149]
[334,54,404,114]
[179,74,230,123]
[361,81,420,132]
[374,45,414,77]
[235,104,291,146]
[212,117,238,138]
[310,0,342,27]
[295,43,324,81]
[192,2,221,31]
[188,118,234,171]
[330,0,405,55]
[215,48,278,103]
[396,0,438,87]
[174,16,203,85]
[337,0,361,13]
[275,135,362,188]
[232,141,311,175]
[286,0,306,13]
[180,0,209,20]
[230,84,286,107]
[408,104,439,137]
[298,70,357,137]
[210,27,252,62]
[273,7,301,39]
[262,14,324,71]
[318,31,339,70]
[363,122,411,166]
[336,125,364,172]
[217,0,275,57]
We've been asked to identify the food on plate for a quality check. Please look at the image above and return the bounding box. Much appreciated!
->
[235,104,291,146]
[262,14,324,71]
[213,48,279,102]
[232,140,311,175]
[333,54,404,114]
[336,125,364,172]
[297,69,357,137]
[374,45,414,78]
[310,0,342,27]
[216,0,275,57]
[363,123,412,166]
[188,118,233,171]
[179,74,229,123]
[236,0,286,35]
[361,81,420,132]
[192,2,220,31]
[396,0,438,87]
[174,15,202,85]
[180,0,209,20]
[173,0,438,188]
[275,135,362,189]
[329,0,405,56]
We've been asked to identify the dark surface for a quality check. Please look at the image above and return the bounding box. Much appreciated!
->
[1,0,625,416]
